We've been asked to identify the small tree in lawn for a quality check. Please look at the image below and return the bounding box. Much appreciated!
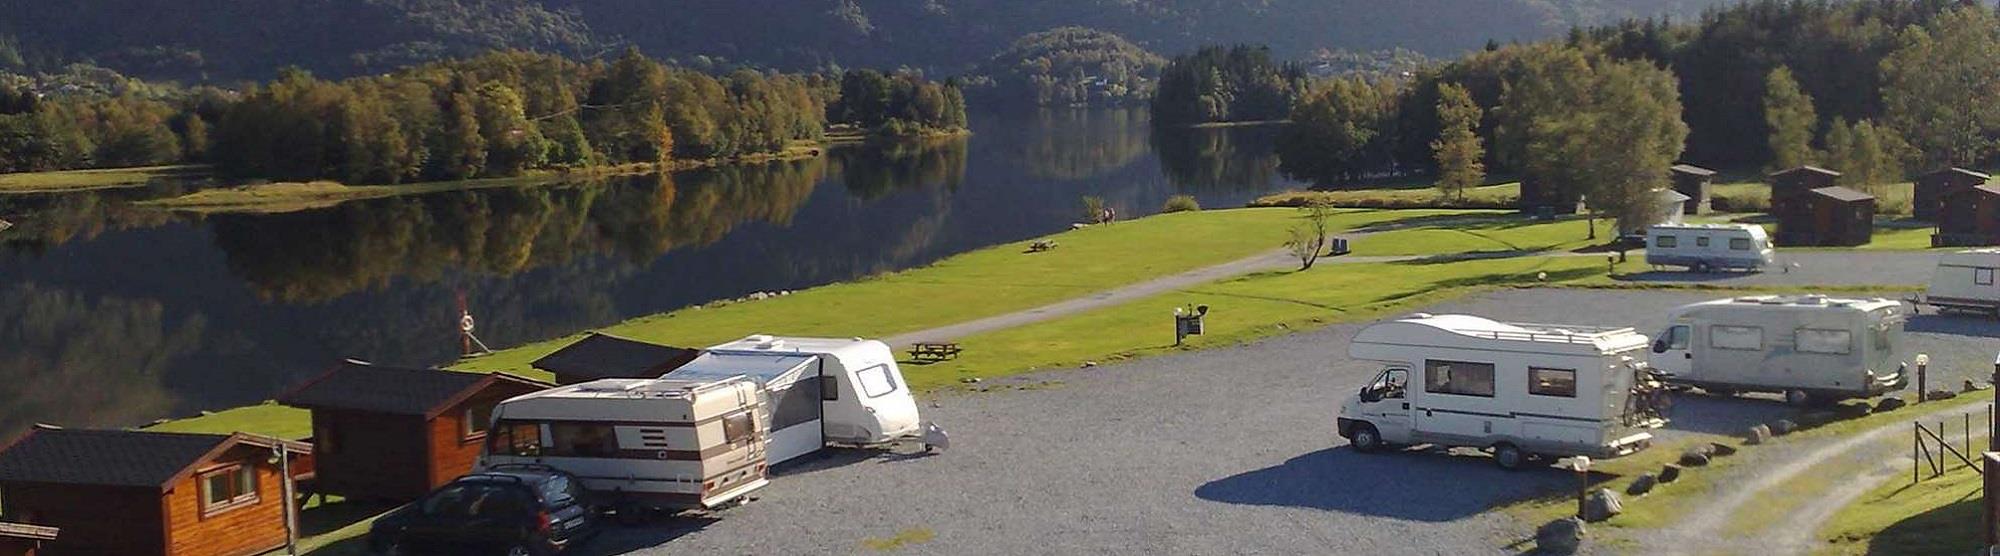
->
[1432,82,1485,201]
[1082,195,1108,223]
[1288,200,1336,270]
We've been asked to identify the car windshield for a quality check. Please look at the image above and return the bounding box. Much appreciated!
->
[420,483,533,519]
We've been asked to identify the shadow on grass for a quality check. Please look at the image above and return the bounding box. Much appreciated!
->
[1858,491,1982,556]
[1657,394,1797,436]
[1195,447,1612,522]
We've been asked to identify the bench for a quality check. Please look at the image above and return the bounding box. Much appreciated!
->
[908,342,963,362]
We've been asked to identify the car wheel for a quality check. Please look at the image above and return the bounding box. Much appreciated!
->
[1349,423,1384,453]
[1693,262,1713,273]
[1492,443,1525,471]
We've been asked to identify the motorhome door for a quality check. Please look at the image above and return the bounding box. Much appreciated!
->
[1650,323,1692,378]
[1356,368,1413,443]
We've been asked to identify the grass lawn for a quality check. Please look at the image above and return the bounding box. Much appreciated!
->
[1254,182,1520,210]
[1819,459,1986,556]
[1348,215,1605,256]
[142,401,313,440]
[0,164,208,193]
[1711,180,1915,215]
[1686,214,1941,251]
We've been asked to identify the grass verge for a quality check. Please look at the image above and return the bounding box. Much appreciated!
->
[1819,458,1986,556]
[1253,182,1519,210]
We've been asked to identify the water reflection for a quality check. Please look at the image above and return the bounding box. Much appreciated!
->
[831,136,968,199]
[1151,123,1286,192]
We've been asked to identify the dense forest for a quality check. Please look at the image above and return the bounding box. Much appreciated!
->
[0,1,1730,82]
[0,50,967,184]
[1151,45,1309,125]
[1275,0,2000,207]
[974,27,1165,107]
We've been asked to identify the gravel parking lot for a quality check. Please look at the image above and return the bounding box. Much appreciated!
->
[588,285,1999,555]
[1620,251,1940,286]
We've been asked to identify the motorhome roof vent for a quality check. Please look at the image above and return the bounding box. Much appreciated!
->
[754,337,785,349]
[744,334,774,344]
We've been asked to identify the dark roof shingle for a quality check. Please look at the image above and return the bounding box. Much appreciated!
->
[0,428,230,488]
[1809,186,1876,202]
[280,361,542,416]
[531,333,701,381]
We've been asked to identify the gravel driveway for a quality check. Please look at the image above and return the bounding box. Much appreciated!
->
[584,286,1999,555]
[1620,251,1940,286]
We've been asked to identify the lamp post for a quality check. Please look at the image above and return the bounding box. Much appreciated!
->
[1915,353,1930,403]
[1572,456,1592,518]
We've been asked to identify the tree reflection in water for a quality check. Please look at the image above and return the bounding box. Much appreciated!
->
[1150,122,1286,193]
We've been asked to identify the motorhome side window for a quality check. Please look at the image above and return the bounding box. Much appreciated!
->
[1978,268,1995,286]
[1655,235,1677,248]
[1528,368,1577,397]
[548,423,619,457]
[855,364,898,397]
[1423,360,1495,397]
[1709,325,1763,350]
[1694,236,1709,247]
[1729,237,1751,250]
[486,421,542,456]
[1795,328,1852,355]
[723,411,754,444]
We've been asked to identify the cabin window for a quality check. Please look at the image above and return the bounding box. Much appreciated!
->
[723,411,754,445]
[548,423,620,458]
[199,464,259,516]
[486,421,543,456]
[1423,360,1495,397]
[1709,325,1763,350]
[1796,328,1853,355]
[1529,368,1578,398]
[1695,236,1710,247]
[1978,268,1994,286]
[855,364,898,398]
[1655,235,1678,248]
[462,403,494,441]
[1729,237,1752,251]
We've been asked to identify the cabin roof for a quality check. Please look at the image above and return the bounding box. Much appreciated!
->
[279,361,550,418]
[1808,186,1875,202]
[1655,188,1692,203]
[1769,165,1842,178]
[0,428,296,490]
[0,522,59,541]
[530,332,701,381]
[1669,164,1716,177]
[1927,167,1991,181]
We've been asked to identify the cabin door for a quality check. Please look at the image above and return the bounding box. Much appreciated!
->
[1651,324,1693,378]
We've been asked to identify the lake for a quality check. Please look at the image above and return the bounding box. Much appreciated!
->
[0,108,1301,439]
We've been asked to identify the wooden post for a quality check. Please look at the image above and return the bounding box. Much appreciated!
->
[1985,452,2000,548]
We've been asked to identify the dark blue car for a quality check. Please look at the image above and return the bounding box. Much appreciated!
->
[368,465,597,556]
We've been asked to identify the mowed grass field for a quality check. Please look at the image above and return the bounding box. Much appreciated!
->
[0,164,207,193]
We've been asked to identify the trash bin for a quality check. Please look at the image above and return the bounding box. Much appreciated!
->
[1329,237,1351,256]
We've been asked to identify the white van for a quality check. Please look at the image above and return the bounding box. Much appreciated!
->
[666,335,930,465]
[479,376,771,511]
[1338,314,1664,470]
[1920,249,2000,315]
[1645,224,1775,272]
[1649,295,1908,405]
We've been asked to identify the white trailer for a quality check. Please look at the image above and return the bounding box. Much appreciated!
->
[1337,314,1664,470]
[1649,295,1909,405]
[478,376,772,512]
[665,335,932,466]
[1918,249,2000,316]
[1644,223,1774,272]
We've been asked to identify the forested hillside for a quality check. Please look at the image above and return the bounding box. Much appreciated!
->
[0,0,1730,82]
[975,27,1165,107]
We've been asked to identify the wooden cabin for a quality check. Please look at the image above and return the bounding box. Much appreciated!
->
[1914,167,1992,221]
[1767,165,1841,218]
[0,522,57,556]
[278,361,551,502]
[1669,164,1716,214]
[1932,184,2000,247]
[1516,179,1582,215]
[0,427,306,556]
[1777,186,1876,246]
[531,332,703,385]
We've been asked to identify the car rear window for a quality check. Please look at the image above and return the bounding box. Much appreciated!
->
[422,483,534,518]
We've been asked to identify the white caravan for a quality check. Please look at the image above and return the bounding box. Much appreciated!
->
[1919,249,2000,315]
[1644,223,1775,272]
[479,377,771,511]
[666,335,928,465]
[1649,295,1908,405]
[1338,314,1664,470]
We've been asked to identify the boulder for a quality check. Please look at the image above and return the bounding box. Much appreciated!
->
[1626,473,1659,496]
[1965,380,1991,393]
[1581,489,1623,522]
[1709,442,1738,457]
[1800,411,1839,426]
[1743,424,1771,445]
[1836,403,1872,420]
[1535,518,1586,555]
[1659,464,1682,484]
[1678,450,1710,467]
[1926,389,1960,401]
[1770,419,1797,436]
[1874,396,1907,413]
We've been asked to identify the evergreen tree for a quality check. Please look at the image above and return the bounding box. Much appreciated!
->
[1762,66,1817,171]
[1431,82,1485,200]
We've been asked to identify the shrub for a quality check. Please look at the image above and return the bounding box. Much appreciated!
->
[1162,194,1201,213]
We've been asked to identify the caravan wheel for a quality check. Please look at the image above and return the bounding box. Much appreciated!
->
[1492,443,1525,471]
[1692,261,1713,273]
[1784,389,1813,407]
[1349,424,1384,453]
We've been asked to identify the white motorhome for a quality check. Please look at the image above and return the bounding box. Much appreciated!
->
[1920,249,2000,315]
[1645,223,1775,272]
[479,376,771,511]
[1649,295,1908,405]
[666,335,928,465]
[1338,314,1664,470]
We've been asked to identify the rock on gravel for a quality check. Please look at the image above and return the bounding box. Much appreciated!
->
[1710,443,1739,457]
[1659,464,1683,484]
[1743,425,1771,445]
[1874,397,1907,413]
[1581,489,1623,522]
[1770,419,1797,436]
[1627,474,1659,496]
[1679,450,1711,467]
[1537,518,1586,554]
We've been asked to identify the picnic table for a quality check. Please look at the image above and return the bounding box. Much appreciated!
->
[908,341,963,362]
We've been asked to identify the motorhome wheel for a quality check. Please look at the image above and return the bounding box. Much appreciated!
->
[1693,261,1713,273]
[1784,389,1811,407]
[1492,443,1525,471]
[1349,424,1383,453]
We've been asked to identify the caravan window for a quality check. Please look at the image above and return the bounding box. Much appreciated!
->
[548,423,619,457]
[1528,368,1577,398]
[1655,235,1678,248]
[1978,268,1994,286]
[1695,236,1710,247]
[723,412,754,444]
[1424,360,1495,397]
[1710,325,1763,350]
[486,421,542,456]
[1796,328,1852,355]
[1729,237,1752,250]
[855,364,898,397]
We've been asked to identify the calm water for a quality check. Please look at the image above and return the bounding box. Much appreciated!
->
[0,109,1299,437]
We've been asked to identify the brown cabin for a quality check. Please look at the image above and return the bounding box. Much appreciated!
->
[1516,179,1582,215]
[0,522,57,556]
[531,332,703,385]
[278,361,551,502]
[1777,186,1876,246]
[1669,164,1716,214]
[0,427,307,556]
[1932,184,2000,247]
[1767,165,1842,218]
[1914,167,1992,221]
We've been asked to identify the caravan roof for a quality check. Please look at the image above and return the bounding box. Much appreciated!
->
[1685,294,1903,314]
[1941,248,2000,267]
[1351,314,1646,357]
[513,378,735,401]
[668,350,818,384]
